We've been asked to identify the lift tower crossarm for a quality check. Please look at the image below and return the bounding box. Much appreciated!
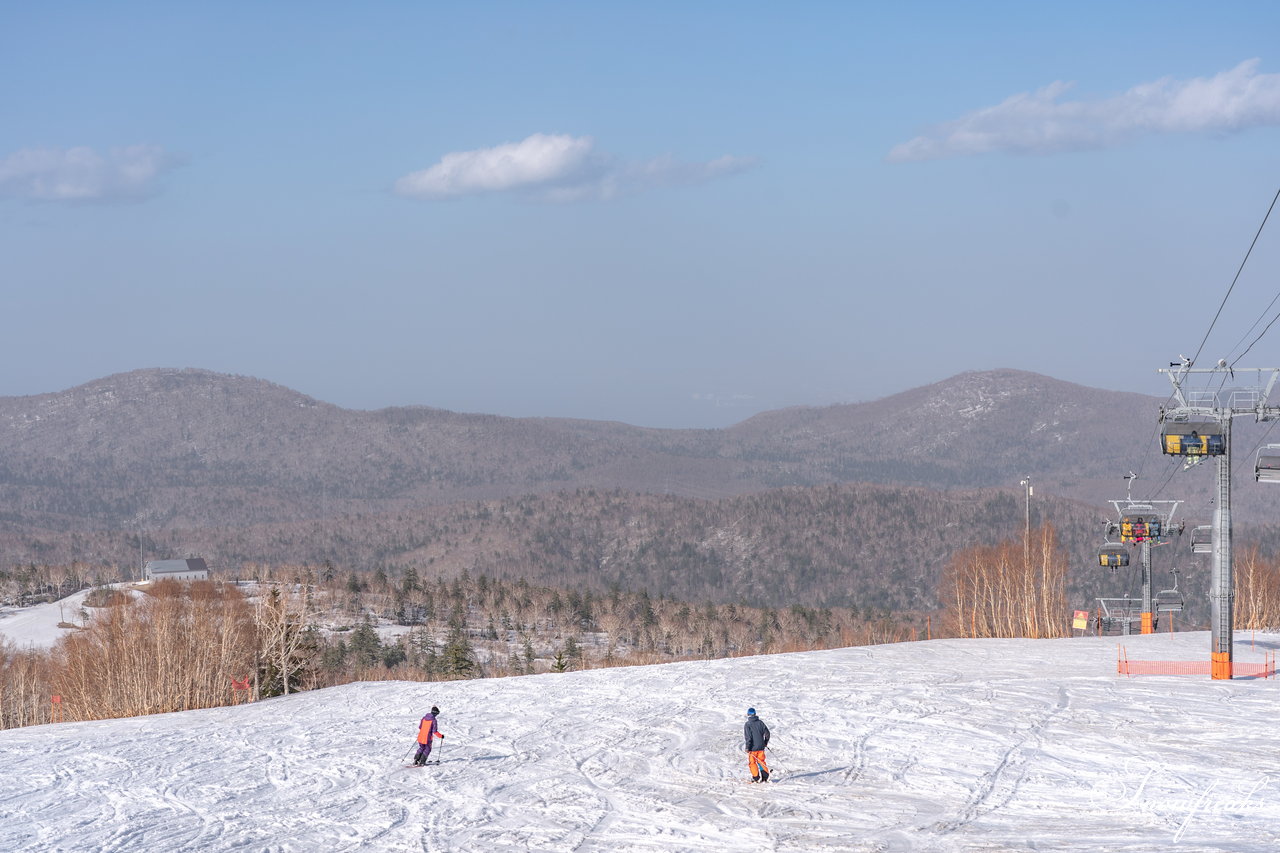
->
[1260,369,1280,418]
[1158,366,1280,417]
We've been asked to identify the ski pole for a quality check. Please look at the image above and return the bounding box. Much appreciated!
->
[401,744,416,763]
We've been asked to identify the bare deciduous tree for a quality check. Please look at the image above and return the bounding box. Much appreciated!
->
[254,585,317,697]
[941,525,1067,639]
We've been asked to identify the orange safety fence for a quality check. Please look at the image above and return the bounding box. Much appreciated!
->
[1117,647,1276,678]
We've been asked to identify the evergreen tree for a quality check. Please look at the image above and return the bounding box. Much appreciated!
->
[402,566,420,593]
[408,628,439,678]
[442,625,476,677]
[563,634,582,667]
[321,638,350,671]
[637,591,657,627]
[349,616,383,667]
[381,643,406,669]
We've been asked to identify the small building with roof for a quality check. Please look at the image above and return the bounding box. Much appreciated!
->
[144,558,209,582]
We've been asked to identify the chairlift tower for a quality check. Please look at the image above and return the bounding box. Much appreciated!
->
[1105,497,1180,635]
[1158,364,1280,679]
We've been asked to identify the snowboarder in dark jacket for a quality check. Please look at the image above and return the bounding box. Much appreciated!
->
[413,706,444,765]
[744,707,770,782]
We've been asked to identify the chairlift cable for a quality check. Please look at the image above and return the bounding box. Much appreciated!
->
[1231,303,1280,368]
[1134,190,1278,502]
[1190,186,1280,369]
[1133,401,1175,484]
[1148,456,1182,500]
[1226,294,1280,365]
[1135,316,1201,484]
[1223,185,1280,364]
[1104,191,1277,624]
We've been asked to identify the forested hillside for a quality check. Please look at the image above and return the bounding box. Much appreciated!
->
[4,367,1273,626]
[1,483,1166,614]
[0,367,1232,535]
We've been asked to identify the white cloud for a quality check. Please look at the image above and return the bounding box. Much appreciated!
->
[395,133,755,201]
[0,145,180,201]
[889,59,1280,162]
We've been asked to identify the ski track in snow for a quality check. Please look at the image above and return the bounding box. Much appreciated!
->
[5,632,1280,851]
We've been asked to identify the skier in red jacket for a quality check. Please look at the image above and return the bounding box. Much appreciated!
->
[413,706,444,765]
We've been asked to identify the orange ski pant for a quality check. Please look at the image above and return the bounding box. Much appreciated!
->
[748,750,769,776]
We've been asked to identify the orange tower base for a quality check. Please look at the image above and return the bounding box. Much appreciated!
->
[1211,651,1233,680]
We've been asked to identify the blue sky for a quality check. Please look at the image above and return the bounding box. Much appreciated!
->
[3,2,1280,427]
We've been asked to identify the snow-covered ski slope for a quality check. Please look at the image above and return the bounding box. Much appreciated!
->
[4,631,1280,852]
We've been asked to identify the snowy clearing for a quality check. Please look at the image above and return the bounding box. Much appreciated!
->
[0,588,100,649]
[3,631,1279,852]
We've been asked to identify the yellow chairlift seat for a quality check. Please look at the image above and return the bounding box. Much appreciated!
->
[1098,543,1129,568]
[1119,506,1161,543]
[1160,417,1225,457]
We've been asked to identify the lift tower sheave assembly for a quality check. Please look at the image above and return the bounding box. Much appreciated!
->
[1158,364,1280,679]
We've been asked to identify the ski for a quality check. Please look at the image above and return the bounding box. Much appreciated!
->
[402,761,441,767]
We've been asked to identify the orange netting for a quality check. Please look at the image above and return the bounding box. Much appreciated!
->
[1117,648,1276,678]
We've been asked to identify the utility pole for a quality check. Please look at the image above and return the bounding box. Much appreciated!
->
[1020,475,1032,568]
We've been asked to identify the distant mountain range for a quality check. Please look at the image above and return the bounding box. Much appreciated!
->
[1,366,1228,532]
[3,366,1276,616]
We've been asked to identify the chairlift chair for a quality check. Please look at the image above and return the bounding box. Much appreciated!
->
[1190,524,1212,554]
[1119,504,1162,542]
[1097,598,1144,635]
[1098,543,1129,569]
[1160,417,1226,457]
[1256,444,1280,483]
[1154,569,1184,614]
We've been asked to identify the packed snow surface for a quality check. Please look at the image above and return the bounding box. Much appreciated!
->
[4,631,1280,852]
[0,588,101,649]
